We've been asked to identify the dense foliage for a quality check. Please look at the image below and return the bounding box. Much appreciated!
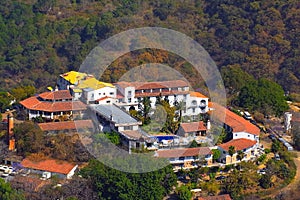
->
[0,178,25,200]
[0,0,299,97]
[80,159,177,200]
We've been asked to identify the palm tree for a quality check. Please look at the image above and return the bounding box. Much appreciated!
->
[237,150,245,161]
[175,100,185,122]
[228,146,236,164]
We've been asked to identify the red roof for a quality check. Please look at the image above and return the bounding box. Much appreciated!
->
[180,121,207,132]
[20,96,86,112]
[218,138,257,152]
[21,158,77,175]
[39,90,72,100]
[38,120,94,131]
[198,194,232,200]
[190,91,208,98]
[116,80,189,90]
[135,90,189,98]
[211,103,260,136]
[156,147,212,158]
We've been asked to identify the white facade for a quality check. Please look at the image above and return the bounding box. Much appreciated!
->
[184,94,209,116]
[285,112,293,131]
[233,132,259,142]
[82,86,117,104]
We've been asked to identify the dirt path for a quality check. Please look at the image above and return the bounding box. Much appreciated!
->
[270,151,300,198]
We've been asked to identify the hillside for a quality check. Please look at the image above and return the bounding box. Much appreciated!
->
[0,0,299,95]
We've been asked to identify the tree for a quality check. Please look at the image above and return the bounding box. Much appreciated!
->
[80,159,177,200]
[212,149,221,162]
[175,100,186,122]
[237,150,245,161]
[189,140,198,148]
[176,185,192,200]
[14,121,45,156]
[271,140,281,153]
[0,178,25,200]
[228,146,236,163]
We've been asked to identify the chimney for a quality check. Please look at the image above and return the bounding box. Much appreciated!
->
[7,113,15,151]
[206,120,211,130]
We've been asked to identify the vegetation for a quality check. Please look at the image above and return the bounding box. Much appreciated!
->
[212,149,221,162]
[0,0,298,98]
[0,178,25,200]
[80,159,177,200]
[176,185,192,200]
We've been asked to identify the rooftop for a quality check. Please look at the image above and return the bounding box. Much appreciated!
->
[38,90,72,100]
[190,91,208,98]
[218,138,257,152]
[211,103,260,136]
[156,147,212,158]
[20,97,87,112]
[116,80,189,90]
[21,158,77,175]
[90,104,141,125]
[60,71,88,85]
[38,120,94,131]
[75,77,114,90]
[180,121,207,132]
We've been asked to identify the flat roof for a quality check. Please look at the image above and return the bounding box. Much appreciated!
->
[90,104,141,125]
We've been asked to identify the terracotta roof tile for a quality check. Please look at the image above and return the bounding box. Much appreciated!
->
[21,158,77,175]
[39,90,72,100]
[180,121,207,132]
[135,91,189,98]
[38,120,94,131]
[156,147,212,158]
[218,138,257,151]
[190,91,208,98]
[116,80,189,90]
[211,103,260,136]
[20,96,86,112]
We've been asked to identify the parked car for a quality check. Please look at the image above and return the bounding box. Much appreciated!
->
[275,153,280,161]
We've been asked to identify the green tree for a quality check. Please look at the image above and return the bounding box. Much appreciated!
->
[271,140,281,153]
[237,150,245,161]
[176,185,192,200]
[212,149,221,162]
[0,178,25,200]
[189,140,198,148]
[228,146,236,163]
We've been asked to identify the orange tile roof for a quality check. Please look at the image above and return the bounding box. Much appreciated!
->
[218,138,257,151]
[116,80,189,90]
[38,120,94,131]
[211,103,260,136]
[38,90,72,100]
[135,90,189,98]
[21,158,77,175]
[190,91,208,98]
[156,147,212,158]
[20,96,86,112]
[180,121,207,132]
[198,194,232,200]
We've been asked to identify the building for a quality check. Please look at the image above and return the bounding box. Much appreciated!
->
[20,90,86,121]
[20,158,78,179]
[210,103,260,164]
[177,121,207,143]
[218,138,258,164]
[56,71,89,90]
[155,147,213,171]
[89,104,156,151]
[114,80,209,117]
[38,120,94,134]
[70,77,116,104]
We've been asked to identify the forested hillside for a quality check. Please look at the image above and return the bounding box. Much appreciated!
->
[0,0,299,95]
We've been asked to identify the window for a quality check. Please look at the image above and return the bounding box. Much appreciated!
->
[99,93,101,95]
[124,126,132,130]
[106,101,111,103]
[248,135,250,137]
[235,134,237,136]
[192,108,195,113]
[128,98,132,103]
[103,93,106,95]
[128,91,132,95]
[110,92,114,95]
